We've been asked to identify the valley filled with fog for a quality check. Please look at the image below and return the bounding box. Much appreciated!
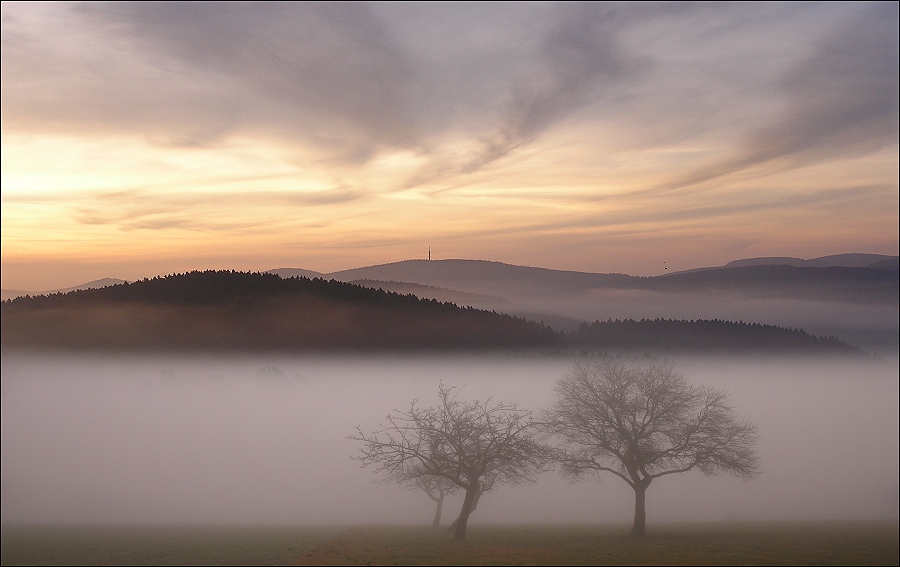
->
[2,353,897,526]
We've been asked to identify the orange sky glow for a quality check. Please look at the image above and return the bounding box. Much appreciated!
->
[2,2,897,291]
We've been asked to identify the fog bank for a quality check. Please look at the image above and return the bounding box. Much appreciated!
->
[2,353,897,525]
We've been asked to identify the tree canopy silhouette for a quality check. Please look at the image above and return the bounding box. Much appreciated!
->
[1,270,561,351]
[567,318,859,353]
[546,359,760,537]
[350,383,552,540]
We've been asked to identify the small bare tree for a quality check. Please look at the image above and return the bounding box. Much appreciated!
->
[375,461,459,528]
[411,474,458,528]
[350,382,552,540]
[546,359,760,537]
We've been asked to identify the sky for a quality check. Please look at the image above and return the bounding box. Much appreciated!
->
[2,1,898,291]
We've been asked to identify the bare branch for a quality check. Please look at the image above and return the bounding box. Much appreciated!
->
[544,358,760,537]
[350,381,554,540]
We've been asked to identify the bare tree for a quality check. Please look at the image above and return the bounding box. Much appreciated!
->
[546,359,760,537]
[444,468,497,533]
[373,461,459,528]
[413,474,458,528]
[350,382,552,540]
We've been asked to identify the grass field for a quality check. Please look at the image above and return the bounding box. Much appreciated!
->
[2,522,897,566]
[0,525,343,566]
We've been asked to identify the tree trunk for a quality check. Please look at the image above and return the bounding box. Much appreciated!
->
[631,478,651,538]
[447,488,481,534]
[453,485,479,541]
[432,493,444,529]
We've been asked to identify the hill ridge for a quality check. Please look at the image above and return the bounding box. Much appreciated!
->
[2,269,864,354]
[1,270,561,352]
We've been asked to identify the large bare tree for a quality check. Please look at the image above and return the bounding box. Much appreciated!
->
[350,383,552,540]
[546,359,760,537]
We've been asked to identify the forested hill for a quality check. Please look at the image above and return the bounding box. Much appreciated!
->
[0,271,561,351]
[1,270,862,354]
[568,319,861,354]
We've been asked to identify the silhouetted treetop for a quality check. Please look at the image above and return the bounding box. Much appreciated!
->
[1,271,562,352]
[567,318,860,354]
[4,270,457,307]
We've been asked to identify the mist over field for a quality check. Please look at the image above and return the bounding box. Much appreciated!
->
[510,287,898,337]
[2,353,896,527]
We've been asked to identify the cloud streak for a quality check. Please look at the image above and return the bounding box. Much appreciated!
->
[462,3,646,173]
[4,2,421,161]
[4,2,895,176]
[661,2,899,190]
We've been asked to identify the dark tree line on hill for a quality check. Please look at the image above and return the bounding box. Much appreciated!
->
[567,318,860,354]
[1,271,561,351]
[1,270,862,353]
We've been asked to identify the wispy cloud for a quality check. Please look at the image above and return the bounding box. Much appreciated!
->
[57,186,361,233]
[3,2,421,160]
[5,2,894,180]
[659,2,899,191]
[462,3,646,172]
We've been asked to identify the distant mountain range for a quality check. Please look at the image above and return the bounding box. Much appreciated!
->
[274,254,898,353]
[723,253,898,269]
[1,270,862,355]
[6,254,893,301]
[3,253,897,353]
[1,278,129,302]
[279,256,897,304]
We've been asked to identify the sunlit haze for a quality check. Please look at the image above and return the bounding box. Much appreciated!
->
[2,2,897,290]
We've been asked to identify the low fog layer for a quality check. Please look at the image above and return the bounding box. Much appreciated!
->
[319,260,899,352]
[541,289,898,339]
[2,353,897,525]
